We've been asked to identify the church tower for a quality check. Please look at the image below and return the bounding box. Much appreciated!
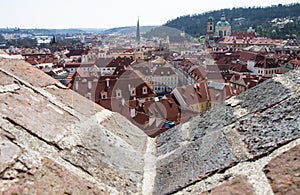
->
[215,13,231,37]
[207,16,214,40]
[134,18,143,61]
[136,18,141,43]
[135,18,141,50]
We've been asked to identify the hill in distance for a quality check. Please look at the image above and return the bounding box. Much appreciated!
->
[164,3,300,39]
[101,26,157,35]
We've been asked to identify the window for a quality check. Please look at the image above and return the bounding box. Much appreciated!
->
[101,91,107,99]
[116,89,122,98]
[88,81,92,89]
[142,86,147,94]
[75,81,78,91]
[131,88,136,96]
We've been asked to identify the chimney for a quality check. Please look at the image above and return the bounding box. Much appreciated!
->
[106,78,110,88]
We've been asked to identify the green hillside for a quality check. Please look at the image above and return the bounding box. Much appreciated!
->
[164,3,300,39]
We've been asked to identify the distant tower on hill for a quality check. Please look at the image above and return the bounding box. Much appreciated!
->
[207,16,215,40]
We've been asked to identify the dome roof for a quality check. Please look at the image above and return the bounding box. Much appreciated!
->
[208,16,214,22]
[216,12,230,27]
[216,20,230,27]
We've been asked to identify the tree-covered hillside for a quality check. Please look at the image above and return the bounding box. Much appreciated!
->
[164,3,300,39]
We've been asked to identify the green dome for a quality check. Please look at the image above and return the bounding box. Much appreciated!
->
[208,16,214,22]
[216,21,230,27]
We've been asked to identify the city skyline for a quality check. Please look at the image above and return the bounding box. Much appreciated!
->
[0,0,298,29]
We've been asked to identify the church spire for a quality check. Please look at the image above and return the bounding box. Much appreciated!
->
[136,18,140,42]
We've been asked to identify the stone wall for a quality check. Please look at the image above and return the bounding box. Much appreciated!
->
[153,69,300,194]
[0,55,299,194]
[0,57,148,194]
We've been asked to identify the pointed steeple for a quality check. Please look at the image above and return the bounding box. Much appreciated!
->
[136,18,140,42]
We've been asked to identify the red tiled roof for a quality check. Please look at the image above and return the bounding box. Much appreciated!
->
[24,54,57,65]
[218,36,283,46]
[189,66,207,81]
[289,59,300,66]
[95,58,114,68]
[173,81,210,107]
[231,32,256,39]
[65,49,89,57]
[152,66,176,76]
[255,58,280,68]
[95,70,155,103]
[229,63,251,73]
[206,72,225,82]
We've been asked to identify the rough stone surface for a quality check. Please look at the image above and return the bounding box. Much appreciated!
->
[100,112,148,152]
[0,130,21,173]
[3,158,104,195]
[200,176,255,195]
[235,95,300,157]
[154,69,300,194]
[45,87,103,117]
[0,56,300,195]
[155,126,234,194]
[234,79,293,114]
[0,87,79,144]
[0,71,16,86]
[0,58,58,87]
[0,83,20,93]
[60,119,145,193]
[264,145,300,195]
[156,105,237,157]
[0,57,147,194]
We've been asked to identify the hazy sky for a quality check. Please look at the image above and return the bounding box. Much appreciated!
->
[0,0,298,29]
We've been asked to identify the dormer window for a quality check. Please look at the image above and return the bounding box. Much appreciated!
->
[116,89,122,98]
[131,88,136,96]
[101,91,107,99]
[142,86,147,94]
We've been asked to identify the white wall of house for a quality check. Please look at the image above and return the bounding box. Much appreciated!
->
[256,67,281,76]
[247,60,256,72]
[152,75,178,93]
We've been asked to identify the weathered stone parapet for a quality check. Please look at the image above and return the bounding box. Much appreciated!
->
[155,69,300,194]
[0,56,299,194]
[0,57,148,194]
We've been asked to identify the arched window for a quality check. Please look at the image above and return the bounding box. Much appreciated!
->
[219,30,223,37]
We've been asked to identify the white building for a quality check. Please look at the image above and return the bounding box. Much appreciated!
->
[152,66,178,94]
